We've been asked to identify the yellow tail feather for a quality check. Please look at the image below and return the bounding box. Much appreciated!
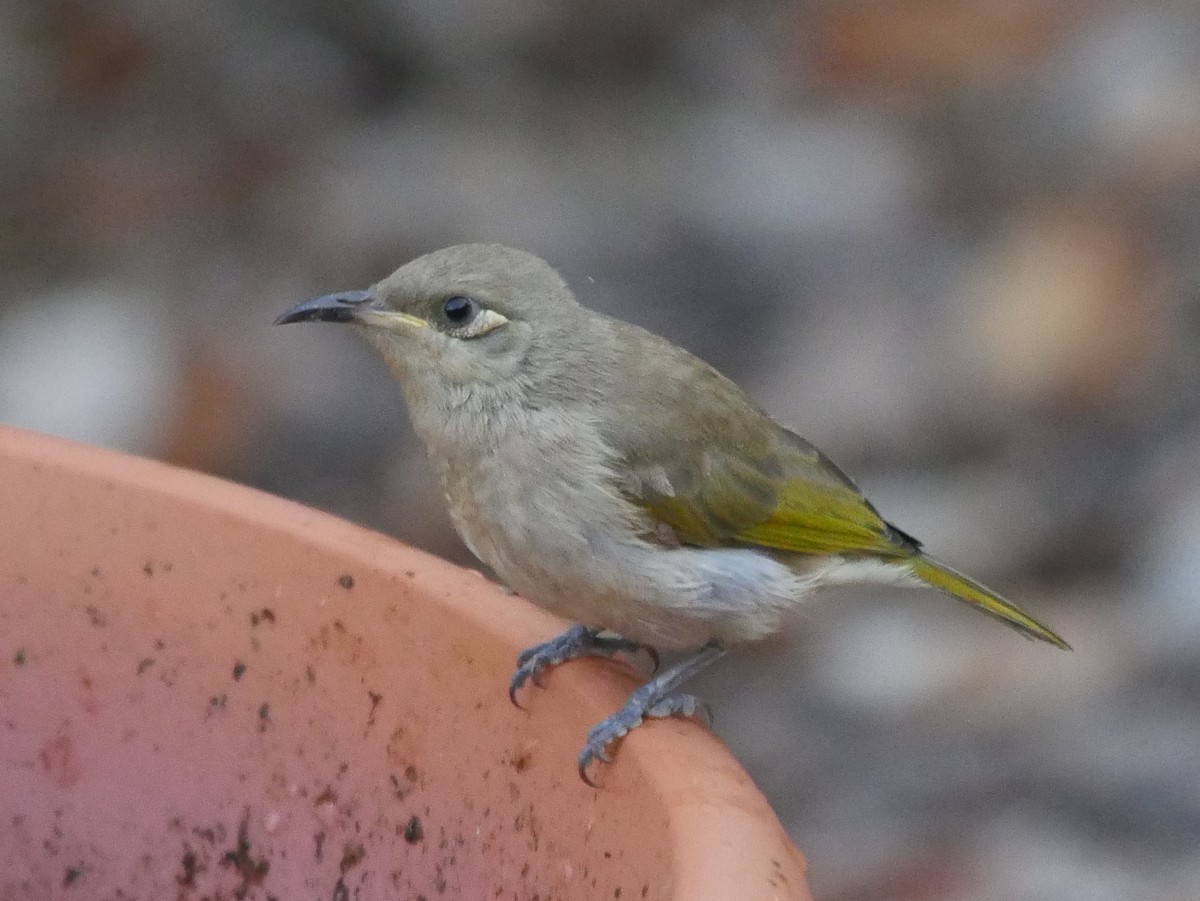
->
[909,556,1071,650]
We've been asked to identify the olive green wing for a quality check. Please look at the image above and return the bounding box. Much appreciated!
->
[621,425,915,558]
[595,318,913,557]
[734,432,918,556]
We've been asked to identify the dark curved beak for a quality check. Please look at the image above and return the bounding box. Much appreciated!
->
[274,290,373,325]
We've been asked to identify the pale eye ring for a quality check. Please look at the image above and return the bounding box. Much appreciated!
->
[442,295,478,325]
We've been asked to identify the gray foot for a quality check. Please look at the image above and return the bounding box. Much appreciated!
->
[509,624,660,708]
[577,641,727,786]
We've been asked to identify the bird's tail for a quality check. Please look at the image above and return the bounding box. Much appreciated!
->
[908,555,1071,650]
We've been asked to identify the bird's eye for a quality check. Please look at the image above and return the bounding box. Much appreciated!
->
[438,294,509,338]
[442,295,478,324]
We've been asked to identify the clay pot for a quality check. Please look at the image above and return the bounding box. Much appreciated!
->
[0,425,810,900]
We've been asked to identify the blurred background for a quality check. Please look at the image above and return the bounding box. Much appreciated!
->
[2,1,1199,898]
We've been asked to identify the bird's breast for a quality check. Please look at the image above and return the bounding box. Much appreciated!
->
[426,408,620,553]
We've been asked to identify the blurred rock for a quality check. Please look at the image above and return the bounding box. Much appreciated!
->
[1133,466,1200,652]
[960,203,1166,414]
[0,282,181,453]
[808,1,1076,99]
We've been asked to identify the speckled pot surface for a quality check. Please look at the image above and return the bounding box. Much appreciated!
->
[0,425,809,900]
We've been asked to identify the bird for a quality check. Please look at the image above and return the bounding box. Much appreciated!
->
[275,243,1070,783]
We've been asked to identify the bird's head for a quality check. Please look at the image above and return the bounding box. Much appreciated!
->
[276,244,599,417]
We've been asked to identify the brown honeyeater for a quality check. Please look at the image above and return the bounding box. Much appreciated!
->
[276,244,1070,783]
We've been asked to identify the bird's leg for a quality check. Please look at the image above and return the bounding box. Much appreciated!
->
[509,624,660,707]
[578,641,727,785]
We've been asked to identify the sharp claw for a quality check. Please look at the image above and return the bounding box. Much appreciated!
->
[508,663,535,708]
[577,742,614,786]
[508,683,525,709]
[579,757,599,787]
[643,644,661,675]
[508,656,549,708]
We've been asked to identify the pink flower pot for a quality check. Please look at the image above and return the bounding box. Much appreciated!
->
[0,425,810,899]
